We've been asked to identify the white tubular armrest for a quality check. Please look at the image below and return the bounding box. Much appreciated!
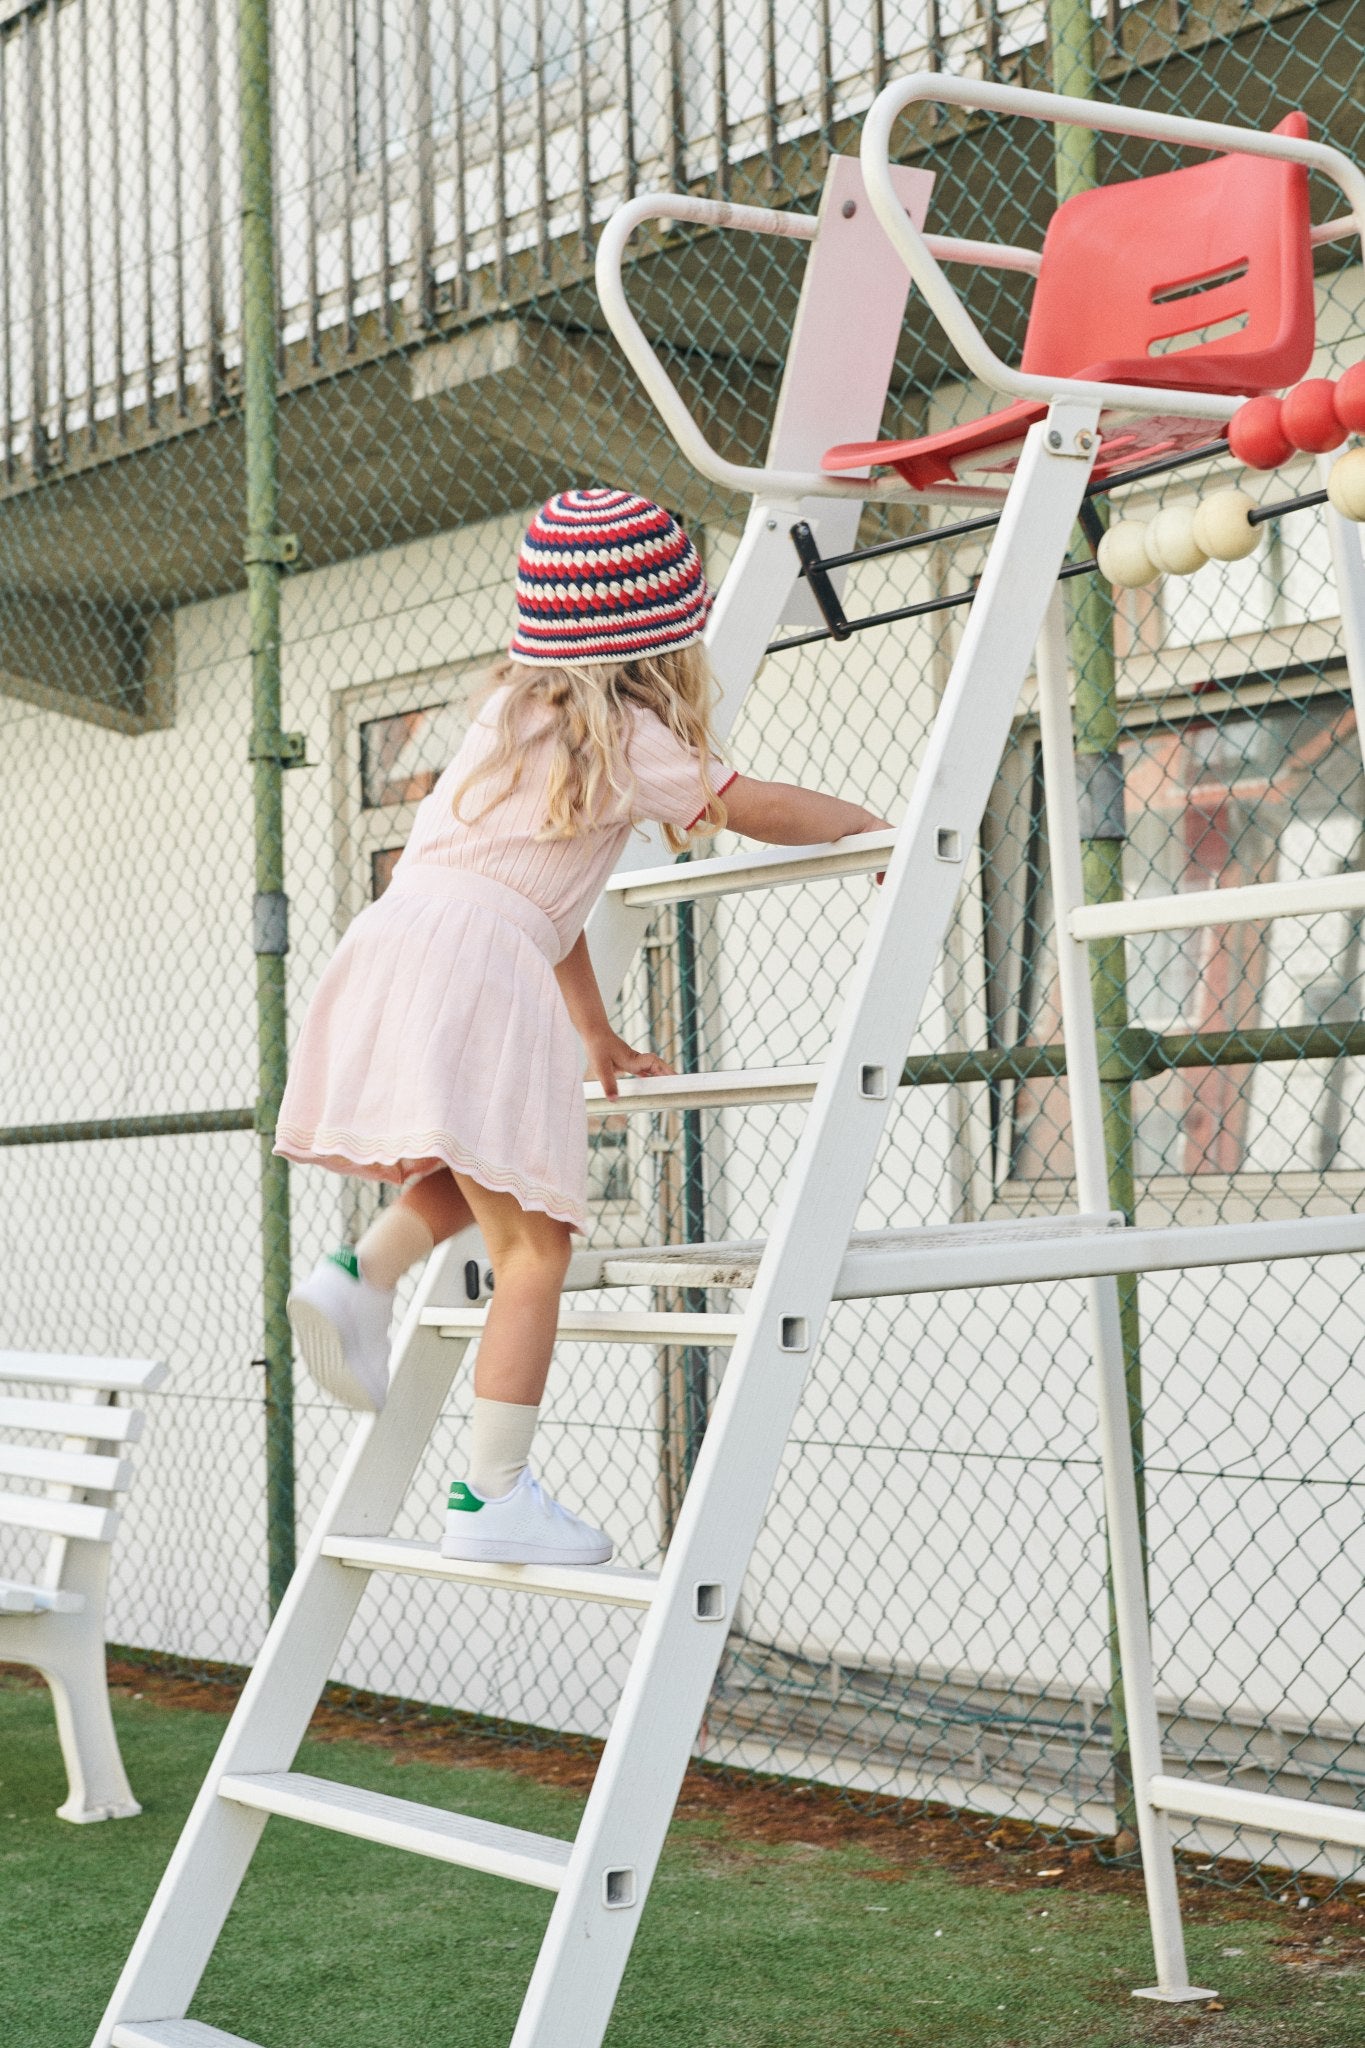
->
[862,72,1365,420]
[595,192,910,501]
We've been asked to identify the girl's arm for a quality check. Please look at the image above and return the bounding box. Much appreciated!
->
[554,931,674,1100]
[720,774,891,844]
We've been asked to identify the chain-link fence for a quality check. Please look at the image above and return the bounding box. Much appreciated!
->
[2,0,1364,1890]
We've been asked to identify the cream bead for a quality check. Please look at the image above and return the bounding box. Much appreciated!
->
[1191,489,1262,562]
[1145,505,1208,577]
[1096,519,1158,588]
[1326,446,1365,523]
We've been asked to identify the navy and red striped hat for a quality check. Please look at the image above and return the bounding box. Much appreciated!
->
[508,487,711,667]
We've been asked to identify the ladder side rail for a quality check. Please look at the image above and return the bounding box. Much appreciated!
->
[510,412,1102,2048]
[91,1245,474,2047]
[1035,594,1204,2002]
[860,72,1365,420]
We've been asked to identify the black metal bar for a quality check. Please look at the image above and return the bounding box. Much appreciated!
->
[770,555,1095,654]
[804,507,1001,576]
[1250,487,1327,526]
[789,520,851,639]
[1084,437,1228,496]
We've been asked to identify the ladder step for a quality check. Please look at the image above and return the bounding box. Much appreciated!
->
[217,1771,573,1888]
[321,1534,659,1608]
[423,1306,742,1345]
[561,1207,1365,1297]
[585,1064,820,1116]
[1149,1774,1365,1853]
[112,2023,263,2048]
[1069,869,1365,942]
[567,1211,1123,1292]
[605,827,896,908]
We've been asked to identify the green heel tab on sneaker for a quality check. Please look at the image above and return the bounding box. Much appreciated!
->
[448,1481,485,1513]
[327,1247,361,1281]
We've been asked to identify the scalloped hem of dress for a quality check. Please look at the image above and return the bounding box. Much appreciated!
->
[274,1122,587,1233]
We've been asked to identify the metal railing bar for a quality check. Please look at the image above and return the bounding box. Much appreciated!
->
[200,0,225,408]
[137,0,155,426]
[169,0,187,414]
[341,0,358,349]
[0,1110,258,1148]
[0,34,11,480]
[576,0,591,256]
[898,1020,1365,1092]
[79,0,94,444]
[713,0,729,198]
[107,0,124,437]
[491,0,508,298]
[50,0,68,458]
[23,7,46,471]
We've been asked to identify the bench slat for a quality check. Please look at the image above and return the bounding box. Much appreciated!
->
[0,1580,85,1615]
[0,1395,144,1442]
[0,1444,132,1492]
[0,1490,119,1543]
[0,1353,167,1395]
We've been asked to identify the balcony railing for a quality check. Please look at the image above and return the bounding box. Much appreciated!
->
[0,0,1106,478]
[0,0,1308,482]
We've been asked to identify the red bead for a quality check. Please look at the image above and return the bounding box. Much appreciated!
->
[1334,362,1365,435]
[1228,395,1293,471]
[1282,378,1346,454]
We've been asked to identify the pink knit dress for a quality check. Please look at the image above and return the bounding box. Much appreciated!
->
[274,687,737,1232]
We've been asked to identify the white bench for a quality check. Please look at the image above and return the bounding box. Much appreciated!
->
[0,1350,167,1821]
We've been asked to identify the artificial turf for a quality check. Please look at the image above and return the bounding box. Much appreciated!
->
[3,1674,1364,2048]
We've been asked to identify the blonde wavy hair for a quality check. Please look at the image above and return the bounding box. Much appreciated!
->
[449,641,729,854]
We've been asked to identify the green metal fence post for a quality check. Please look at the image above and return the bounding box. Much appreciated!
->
[1047,0,1147,1853]
[240,0,297,1614]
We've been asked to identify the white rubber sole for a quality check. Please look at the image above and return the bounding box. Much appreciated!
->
[439,1531,614,1566]
[287,1291,385,1411]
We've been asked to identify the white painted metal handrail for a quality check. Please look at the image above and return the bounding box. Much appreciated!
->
[595,191,1043,498]
[861,72,1365,421]
[1070,869,1365,940]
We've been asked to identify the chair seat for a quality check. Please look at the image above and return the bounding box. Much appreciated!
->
[824,381,1228,491]
[0,1579,86,1615]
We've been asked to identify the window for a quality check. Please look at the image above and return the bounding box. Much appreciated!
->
[991,690,1365,1187]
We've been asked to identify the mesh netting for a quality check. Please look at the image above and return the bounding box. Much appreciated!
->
[1,0,1364,1891]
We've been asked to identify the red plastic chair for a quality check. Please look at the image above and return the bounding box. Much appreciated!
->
[824,112,1314,491]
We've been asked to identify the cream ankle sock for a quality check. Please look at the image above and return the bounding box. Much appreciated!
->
[467,1396,540,1500]
[355,1205,435,1292]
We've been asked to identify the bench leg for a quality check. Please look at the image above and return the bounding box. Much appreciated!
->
[4,1612,141,1822]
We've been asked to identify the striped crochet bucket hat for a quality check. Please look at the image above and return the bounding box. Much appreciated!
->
[508,486,711,667]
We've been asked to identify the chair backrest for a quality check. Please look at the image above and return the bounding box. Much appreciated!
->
[0,1352,166,1550]
[1022,112,1314,398]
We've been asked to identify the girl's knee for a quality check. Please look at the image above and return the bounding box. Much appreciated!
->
[491,1215,572,1284]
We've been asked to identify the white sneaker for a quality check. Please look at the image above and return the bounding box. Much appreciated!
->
[441,1469,613,1566]
[287,1249,395,1411]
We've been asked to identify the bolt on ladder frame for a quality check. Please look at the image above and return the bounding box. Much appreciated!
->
[852,71,1365,1998]
[94,107,1365,2048]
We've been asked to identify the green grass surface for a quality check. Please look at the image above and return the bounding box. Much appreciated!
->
[4,1675,1364,2047]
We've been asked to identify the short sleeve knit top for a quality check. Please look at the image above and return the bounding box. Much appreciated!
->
[395,685,738,962]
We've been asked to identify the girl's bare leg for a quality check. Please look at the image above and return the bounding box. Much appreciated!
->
[396,1166,476,1245]
[451,1171,572,1406]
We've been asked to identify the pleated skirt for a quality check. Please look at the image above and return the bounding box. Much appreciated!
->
[274,864,589,1231]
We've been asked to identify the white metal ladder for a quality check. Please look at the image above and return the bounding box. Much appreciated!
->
[95,106,1365,2048]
